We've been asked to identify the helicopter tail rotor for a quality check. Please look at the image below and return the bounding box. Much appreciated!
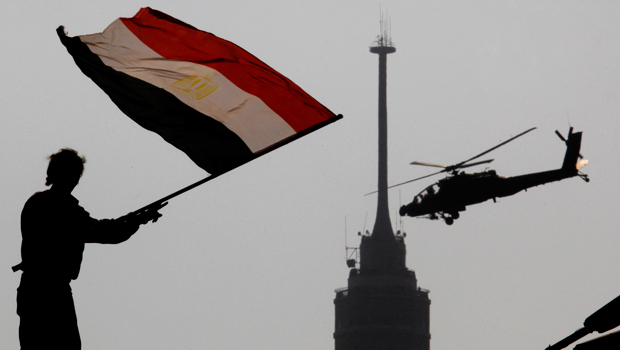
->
[555,130,567,142]
[556,128,584,159]
[558,127,589,180]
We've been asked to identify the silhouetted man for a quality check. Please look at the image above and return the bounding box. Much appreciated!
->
[14,148,162,349]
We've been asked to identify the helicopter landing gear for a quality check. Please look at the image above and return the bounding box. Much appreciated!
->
[579,172,590,182]
[441,212,459,225]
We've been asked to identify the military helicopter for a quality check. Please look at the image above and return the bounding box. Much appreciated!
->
[383,127,589,225]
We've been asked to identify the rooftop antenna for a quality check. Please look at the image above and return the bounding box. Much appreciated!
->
[374,7,394,48]
[362,211,368,235]
[395,189,400,231]
[344,216,360,268]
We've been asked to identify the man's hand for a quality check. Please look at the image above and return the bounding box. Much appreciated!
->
[122,201,168,226]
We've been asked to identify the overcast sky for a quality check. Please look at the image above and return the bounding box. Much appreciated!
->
[2,1,620,349]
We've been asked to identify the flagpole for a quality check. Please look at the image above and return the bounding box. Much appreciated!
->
[133,174,215,212]
[130,114,343,216]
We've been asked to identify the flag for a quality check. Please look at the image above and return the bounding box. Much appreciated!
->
[57,7,340,175]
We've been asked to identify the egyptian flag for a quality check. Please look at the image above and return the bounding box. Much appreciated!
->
[58,7,340,175]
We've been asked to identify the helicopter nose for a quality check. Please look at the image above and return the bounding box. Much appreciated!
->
[399,205,407,216]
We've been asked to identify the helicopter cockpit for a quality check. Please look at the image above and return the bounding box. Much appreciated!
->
[412,183,441,206]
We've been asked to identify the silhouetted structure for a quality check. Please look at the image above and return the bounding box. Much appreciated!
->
[547,293,620,350]
[574,330,620,350]
[334,17,431,350]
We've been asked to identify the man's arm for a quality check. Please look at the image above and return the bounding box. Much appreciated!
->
[82,217,139,244]
[81,203,165,244]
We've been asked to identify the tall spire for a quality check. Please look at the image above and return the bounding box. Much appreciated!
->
[359,11,405,272]
[370,11,396,239]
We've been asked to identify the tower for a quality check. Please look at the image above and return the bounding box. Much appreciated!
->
[334,15,431,350]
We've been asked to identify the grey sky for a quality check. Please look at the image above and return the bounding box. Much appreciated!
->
[2,1,620,349]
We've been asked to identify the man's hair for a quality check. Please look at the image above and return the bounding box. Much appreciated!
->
[46,148,86,186]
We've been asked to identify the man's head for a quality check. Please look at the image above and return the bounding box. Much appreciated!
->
[46,148,86,190]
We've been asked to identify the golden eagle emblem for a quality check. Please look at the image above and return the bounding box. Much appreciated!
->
[171,72,219,100]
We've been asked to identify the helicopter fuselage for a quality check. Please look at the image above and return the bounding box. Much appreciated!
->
[398,128,588,224]
[399,168,582,220]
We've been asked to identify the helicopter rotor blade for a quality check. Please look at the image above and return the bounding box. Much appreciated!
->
[454,127,536,169]
[364,170,444,196]
[410,161,446,169]
[368,128,535,197]
[457,159,494,169]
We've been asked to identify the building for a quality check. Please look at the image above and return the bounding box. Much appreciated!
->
[334,18,431,350]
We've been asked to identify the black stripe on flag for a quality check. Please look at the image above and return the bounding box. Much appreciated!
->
[57,27,253,175]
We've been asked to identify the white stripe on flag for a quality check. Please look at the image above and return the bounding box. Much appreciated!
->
[79,19,296,153]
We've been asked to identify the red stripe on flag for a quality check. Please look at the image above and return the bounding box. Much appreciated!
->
[119,8,334,133]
